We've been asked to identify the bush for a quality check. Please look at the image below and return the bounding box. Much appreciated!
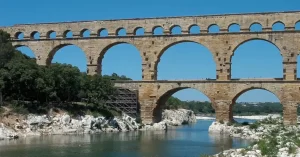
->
[219,120,224,124]
[249,122,259,130]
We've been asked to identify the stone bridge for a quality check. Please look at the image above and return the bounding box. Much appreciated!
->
[2,11,300,124]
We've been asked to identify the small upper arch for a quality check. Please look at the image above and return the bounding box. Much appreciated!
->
[14,32,24,40]
[80,29,91,37]
[63,30,73,38]
[30,31,40,39]
[47,30,56,39]
[152,26,164,35]
[228,23,240,32]
[272,21,285,31]
[295,21,300,30]
[249,22,263,32]
[188,24,200,34]
[134,27,145,36]
[208,24,220,33]
[98,28,108,37]
[116,27,127,36]
[170,25,182,35]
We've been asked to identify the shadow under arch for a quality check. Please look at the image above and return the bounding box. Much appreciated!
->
[46,44,88,68]
[153,87,213,123]
[154,40,216,80]
[98,42,143,77]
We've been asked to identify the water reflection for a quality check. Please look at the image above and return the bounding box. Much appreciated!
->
[0,120,253,157]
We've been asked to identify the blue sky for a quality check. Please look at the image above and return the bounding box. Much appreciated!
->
[2,0,299,102]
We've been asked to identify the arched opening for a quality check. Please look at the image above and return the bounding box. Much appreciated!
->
[295,21,300,30]
[156,41,216,80]
[154,88,213,123]
[189,25,200,34]
[16,46,36,59]
[30,31,40,39]
[231,39,282,79]
[47,31,56,39]
[170,25,182,35]
[272,22,285,31]
[228,24,240,32]
[15,32,24,40]
[249,23,263,32]
[116,28,126,36]
[153,26,164,35]
[296,55,300,78]
[98,28,108,37]
[100,43,142,80]
[208,24,220,33]
[80,29,90,38]
[232,89,281,122]
[134,27,145,36]
[63,30,73,38]
[48,45,87,72]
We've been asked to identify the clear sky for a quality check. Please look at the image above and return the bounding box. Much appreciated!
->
[1,0,300,102]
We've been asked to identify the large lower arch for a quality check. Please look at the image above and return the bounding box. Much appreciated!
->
[15,45,36,59]
[98,42,142,80]
[154,87,213,123]
[155,41,216,80]
[231,39,283,79]
[231,87,282,122]
[47,44,88,72]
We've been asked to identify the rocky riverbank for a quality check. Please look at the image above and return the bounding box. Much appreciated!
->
[209,117,300,157]
[0,109,196,140]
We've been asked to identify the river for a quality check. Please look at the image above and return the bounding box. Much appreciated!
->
[0,119,254,157]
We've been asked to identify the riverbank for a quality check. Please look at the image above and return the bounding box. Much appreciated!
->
[0,108,196,140]
[208,117,300,157]
[196,114,281,120]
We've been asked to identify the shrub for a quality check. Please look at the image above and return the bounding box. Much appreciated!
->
[249,122,259,130]
[219,120,224,124]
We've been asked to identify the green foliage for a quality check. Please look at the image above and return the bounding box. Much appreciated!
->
[257,137,278,156]
[103,73,131,80]
[219,120,224,124]
[0,30,124,118]
[249,122,259,130]
[241,121,249,125]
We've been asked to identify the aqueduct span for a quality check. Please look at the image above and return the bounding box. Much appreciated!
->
[2,11,300,124]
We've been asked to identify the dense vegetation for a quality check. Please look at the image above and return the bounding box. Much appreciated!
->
[164,96,287,115]
[0,30,129,117]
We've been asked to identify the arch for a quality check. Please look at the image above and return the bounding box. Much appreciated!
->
[30,31,40,39]
[134,27,145,36]
[295,21,300,30]
[98,42,142,80]
[249,23,263,32]
[47,31,56,39]
[228,23,240,32]
[15,32,24,40]
[98,28,108,37]
[231,39,282,79]
[116,28,127,36]
[80,29,90,37]
[153,26,164,35]
[208,24,220,33]
[154,87,213,122]
[272,21,285,31]
[232,87,281,104]
[47,44,88,72]
[15,45,36,59]
[232,88,282,122]
[63,30,73,38]
[155,40,216,80]
[189,25,200,34]
[170,25,182,35]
